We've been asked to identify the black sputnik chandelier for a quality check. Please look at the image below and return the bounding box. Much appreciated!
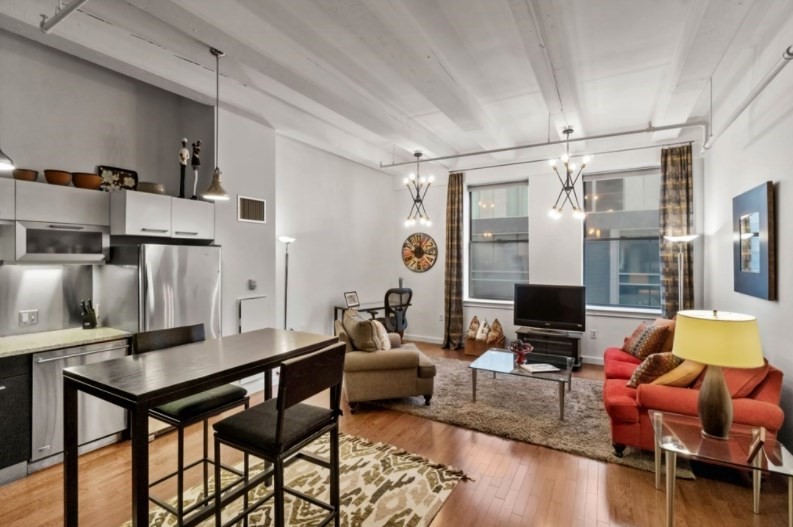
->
[548,127,591,220]
[403,152,434,227]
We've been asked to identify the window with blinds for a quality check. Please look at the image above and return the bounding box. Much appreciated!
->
[583,169,661,309]
[468,181,529,301]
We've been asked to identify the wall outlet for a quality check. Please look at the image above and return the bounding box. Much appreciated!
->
[19,309,39,326]
[438,314,444,322]
[589,329,598,339]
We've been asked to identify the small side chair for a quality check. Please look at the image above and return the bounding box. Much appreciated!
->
[132,324,250,524]
[212,342,346,527]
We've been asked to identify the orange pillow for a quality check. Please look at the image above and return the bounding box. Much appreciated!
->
[652,318,676,353]
[652,360,705,387]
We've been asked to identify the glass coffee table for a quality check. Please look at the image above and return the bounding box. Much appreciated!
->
[468,349,573,420]
[650,410,793,527]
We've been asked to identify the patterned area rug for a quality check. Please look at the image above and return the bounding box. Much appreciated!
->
[123,433,466,526]
[373,356,693,478]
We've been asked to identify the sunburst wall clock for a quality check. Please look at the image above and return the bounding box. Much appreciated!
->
[402,232,438,273]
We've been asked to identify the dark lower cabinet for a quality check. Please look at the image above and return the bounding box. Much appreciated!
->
[516,328,582,369]
[0,355,31,469]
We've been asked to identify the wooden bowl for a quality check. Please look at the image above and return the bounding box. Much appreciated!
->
[72,173,102,190]
[44,170,72,186]
[137,181,165,194]
[13,169,38,182]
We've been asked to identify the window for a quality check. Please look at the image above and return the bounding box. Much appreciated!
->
[468,182,529,300]
[583,170,661,309]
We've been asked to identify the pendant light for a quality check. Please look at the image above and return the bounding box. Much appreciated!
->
[202,47,230,201]
[548,127,590,220]
[403,152,434,227]
[0,146,14,171]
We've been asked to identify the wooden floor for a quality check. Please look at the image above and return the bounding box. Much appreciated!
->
[0,342,789,526]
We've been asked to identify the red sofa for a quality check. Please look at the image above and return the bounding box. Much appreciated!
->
[602,346,784,456]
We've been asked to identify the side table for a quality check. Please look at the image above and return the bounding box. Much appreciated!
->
[650,410,793,527]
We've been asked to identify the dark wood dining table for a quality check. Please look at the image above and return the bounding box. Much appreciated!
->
[62,328,338,527]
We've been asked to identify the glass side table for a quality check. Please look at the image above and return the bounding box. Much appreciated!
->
[650,410,793,527]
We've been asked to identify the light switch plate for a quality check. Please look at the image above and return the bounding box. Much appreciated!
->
[19,309,39,326]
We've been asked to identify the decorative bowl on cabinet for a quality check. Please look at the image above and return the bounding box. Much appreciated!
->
[13,168,38,181]
[72,173,102,190]
[44,170,72,186]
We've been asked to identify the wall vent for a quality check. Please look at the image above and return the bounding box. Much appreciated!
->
[238,195,266,223]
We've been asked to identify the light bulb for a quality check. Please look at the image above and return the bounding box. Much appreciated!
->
[561,153,569,163]
[548,208,562,220]
[426,220,432,227]
[404,220,410,227]
[409,173,416,181]
[569,162,576,171]
[582,155,593,164]
[420,177,427,184]
[573,208,586,220]
[428,175,435,183]
[548,159,557,167]
[403,178,409,185]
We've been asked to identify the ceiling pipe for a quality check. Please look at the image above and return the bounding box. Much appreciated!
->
[40,0,90,34]
[703,45,793,150]
[381,121,708,169]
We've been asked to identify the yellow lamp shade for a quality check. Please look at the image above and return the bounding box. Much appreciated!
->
[672,310,763,368]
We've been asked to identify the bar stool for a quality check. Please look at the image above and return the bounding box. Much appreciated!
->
[132,324,250,525]
[212,342,346,527]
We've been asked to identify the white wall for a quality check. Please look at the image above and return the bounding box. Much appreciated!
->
[214,109,276,335]
[275,135,397,334]
[702,19,793,443]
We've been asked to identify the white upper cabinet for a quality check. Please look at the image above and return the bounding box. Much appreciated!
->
[15,180,109,226]
[0,178,14,220]
[171,199,214,240]
[111,191,172,236]
[110,191,215,239]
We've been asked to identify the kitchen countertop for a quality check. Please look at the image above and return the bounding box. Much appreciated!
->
[0,327,132,358]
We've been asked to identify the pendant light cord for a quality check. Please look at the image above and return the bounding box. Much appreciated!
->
[215,49,220,168]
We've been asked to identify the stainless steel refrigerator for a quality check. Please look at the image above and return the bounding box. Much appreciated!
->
[97,244,222,336]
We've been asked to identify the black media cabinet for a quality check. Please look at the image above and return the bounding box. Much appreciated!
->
[516,327,582,369]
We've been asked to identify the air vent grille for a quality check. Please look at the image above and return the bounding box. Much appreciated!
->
[238,195,266,223]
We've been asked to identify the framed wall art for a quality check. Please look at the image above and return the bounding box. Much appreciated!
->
[344,291,360,308]
[733,182,776,300]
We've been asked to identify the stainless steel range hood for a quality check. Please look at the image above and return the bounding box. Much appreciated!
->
[0,221,109,264]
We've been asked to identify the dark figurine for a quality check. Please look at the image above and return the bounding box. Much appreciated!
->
[191,140,201,199]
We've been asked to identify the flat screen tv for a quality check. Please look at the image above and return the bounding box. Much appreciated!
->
[513,283,586,332]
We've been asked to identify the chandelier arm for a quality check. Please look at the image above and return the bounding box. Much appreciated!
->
[552,166,565,185]
[571,167,585,187]
[419,182,432,201]
[571,188,584,210]
[551,187,565,208]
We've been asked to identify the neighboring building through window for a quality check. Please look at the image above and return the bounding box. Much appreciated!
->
[468,182,529,300]
[583,169,661,309]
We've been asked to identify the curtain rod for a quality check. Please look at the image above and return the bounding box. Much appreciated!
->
[381,122,706,168]
[456,141,693,173]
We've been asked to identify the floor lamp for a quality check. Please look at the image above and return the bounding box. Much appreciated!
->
[663,234,699,312]
[278,236,295,329]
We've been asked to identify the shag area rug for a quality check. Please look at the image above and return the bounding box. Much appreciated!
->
[124,433,466,527]
[374,356,693,478]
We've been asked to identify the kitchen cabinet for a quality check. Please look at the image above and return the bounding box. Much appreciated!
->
[111,191,215,240]
[172,198,214,240]
[111,190,172,237]
[16,180,110,226]
[0,178,14,220]
[0,354,31,470]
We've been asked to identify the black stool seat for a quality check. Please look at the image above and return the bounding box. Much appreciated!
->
[214,398,333,456]
[154,384,248,422]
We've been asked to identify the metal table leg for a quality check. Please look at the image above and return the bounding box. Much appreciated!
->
[655,442,662,490]
[665,450,677,527]
[472,369,477,402]
[64,378,79,527]
[788,477,792,527]
[130,404,150,527]
[558,382,565,420]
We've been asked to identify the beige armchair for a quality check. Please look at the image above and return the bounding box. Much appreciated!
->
[335,320,435,411]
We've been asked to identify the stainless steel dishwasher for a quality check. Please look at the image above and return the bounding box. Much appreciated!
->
[30,339,129,469]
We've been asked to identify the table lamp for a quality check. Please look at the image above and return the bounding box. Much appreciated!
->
[672,310,764,439]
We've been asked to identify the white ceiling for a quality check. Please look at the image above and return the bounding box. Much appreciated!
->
[1,0,791,173]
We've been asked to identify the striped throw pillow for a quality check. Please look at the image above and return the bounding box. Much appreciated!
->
[625,324,669,360]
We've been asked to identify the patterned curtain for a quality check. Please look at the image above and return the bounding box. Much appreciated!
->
[660,145,694,318]
[442,172,464,349]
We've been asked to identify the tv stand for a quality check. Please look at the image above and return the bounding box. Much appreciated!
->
[516,327,582,369]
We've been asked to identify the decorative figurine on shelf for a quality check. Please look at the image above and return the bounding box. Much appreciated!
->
[190,140,201,200]
[178,138,190,198]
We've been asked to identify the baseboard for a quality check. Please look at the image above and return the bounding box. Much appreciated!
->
[581,355,604,366]
[404,333,443,345]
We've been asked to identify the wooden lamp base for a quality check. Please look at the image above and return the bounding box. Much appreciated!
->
[698,365,733,439]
